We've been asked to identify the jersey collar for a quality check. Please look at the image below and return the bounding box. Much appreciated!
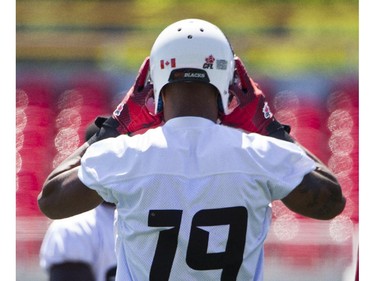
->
[164,116,216,128]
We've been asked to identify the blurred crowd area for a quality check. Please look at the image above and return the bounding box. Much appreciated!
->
[16,0,358,76]
[16,69,358,281]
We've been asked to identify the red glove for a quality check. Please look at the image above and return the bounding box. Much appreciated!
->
[221,56,286,136]
[112,56,163,136]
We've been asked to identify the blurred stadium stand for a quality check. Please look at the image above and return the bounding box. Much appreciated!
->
[16,71,116,280]
[263,76,358,281]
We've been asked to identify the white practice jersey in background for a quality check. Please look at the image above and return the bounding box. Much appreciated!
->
[40,203,117,281]
[78,116,315,281]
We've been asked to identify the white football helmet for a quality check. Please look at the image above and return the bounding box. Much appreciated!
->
[149,18,235,115]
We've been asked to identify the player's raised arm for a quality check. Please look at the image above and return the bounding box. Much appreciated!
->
[38,57,163,219]
[37,142,101,219]
[269,126,346,219]
[221,56,346,220]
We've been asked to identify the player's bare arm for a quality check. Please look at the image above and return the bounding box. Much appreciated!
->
[37,142,103,219]
[270,129,346,220]
[38,118,119,219]
[282,168,345,220]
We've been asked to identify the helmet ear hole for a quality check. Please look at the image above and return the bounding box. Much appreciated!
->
[157,96,163,112]
[156,86,166,113]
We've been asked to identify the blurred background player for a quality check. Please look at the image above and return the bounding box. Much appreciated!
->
[39,121,117,281]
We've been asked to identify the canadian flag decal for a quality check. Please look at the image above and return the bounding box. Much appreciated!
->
[160,58,176,69]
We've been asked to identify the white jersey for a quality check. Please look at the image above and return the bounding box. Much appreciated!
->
[78,117,315,281]
[40,203,117,281]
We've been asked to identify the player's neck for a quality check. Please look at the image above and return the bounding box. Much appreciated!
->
[162,85,219,123]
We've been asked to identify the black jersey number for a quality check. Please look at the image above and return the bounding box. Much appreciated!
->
[148,207,248,281]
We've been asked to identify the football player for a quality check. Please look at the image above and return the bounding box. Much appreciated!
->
[38,19,345,280]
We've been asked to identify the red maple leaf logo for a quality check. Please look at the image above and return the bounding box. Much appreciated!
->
[205,55,215,64]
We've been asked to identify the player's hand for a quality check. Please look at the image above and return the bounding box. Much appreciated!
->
[112,56,163,136]
[220,56,284,135]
